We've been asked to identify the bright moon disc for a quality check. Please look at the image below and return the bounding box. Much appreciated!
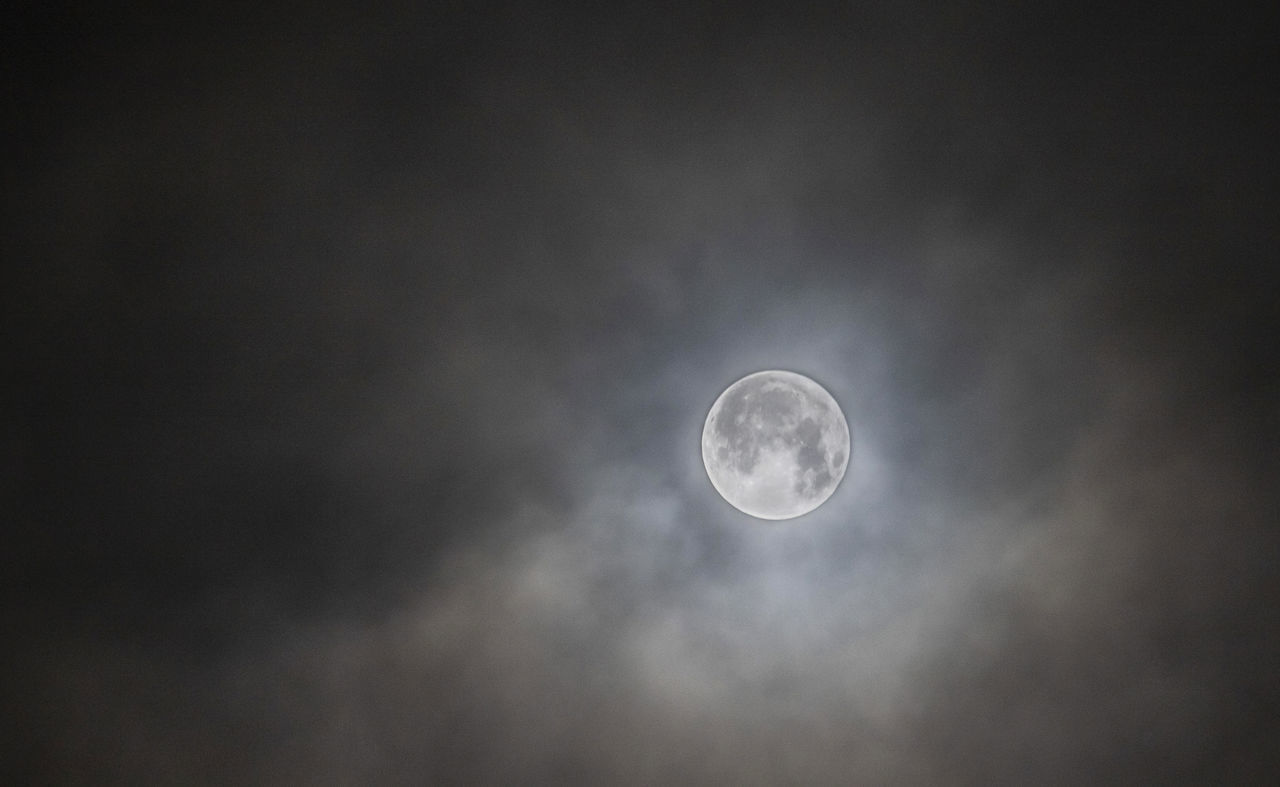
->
[702,370,850,520]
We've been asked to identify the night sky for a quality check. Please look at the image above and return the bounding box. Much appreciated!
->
[6,3,1278,783]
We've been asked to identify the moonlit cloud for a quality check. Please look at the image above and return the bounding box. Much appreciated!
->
[8,3,1276,783]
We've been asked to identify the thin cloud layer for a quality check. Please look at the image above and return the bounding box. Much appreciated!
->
[7,3,1276,783]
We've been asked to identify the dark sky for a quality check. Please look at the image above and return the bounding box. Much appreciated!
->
[6,2,1278,783]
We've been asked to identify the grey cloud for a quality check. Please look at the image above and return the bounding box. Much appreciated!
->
[7,3,1276,784]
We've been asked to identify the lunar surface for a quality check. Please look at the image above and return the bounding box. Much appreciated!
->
[702,370,850,519]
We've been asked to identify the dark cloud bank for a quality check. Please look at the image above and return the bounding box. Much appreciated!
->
[6,3,1277,783]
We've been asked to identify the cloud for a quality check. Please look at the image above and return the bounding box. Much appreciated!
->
[8,3,1276,783]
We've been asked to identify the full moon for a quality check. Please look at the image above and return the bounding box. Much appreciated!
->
[702,370,851,520]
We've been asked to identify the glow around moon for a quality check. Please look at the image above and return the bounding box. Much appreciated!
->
[702,370,850,520]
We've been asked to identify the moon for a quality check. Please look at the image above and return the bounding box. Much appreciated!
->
[702,370,850,520]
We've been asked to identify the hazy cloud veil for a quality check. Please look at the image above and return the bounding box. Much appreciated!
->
[6,3,1276,783]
